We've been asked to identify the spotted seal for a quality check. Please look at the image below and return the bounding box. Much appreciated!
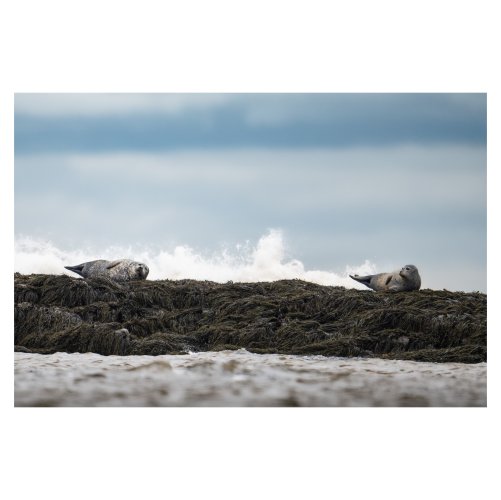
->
[64,259,149,282]
[350,264,421,291]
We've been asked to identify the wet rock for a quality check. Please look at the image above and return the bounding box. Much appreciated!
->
[14,274,486,363]
[15,345,32,353]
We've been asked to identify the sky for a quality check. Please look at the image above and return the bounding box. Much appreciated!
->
[14,93,487,291]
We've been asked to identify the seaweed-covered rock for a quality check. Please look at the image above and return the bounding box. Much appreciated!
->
[14,274,487,362]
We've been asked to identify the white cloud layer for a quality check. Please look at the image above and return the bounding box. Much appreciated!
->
[15,93,234,116]
[16,145,486,211]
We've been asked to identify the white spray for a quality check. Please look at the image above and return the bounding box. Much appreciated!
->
[14,229,376,289]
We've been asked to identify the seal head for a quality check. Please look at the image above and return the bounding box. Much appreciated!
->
[399,264,421,286]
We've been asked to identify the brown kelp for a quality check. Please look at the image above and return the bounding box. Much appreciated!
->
[14,273,487,363]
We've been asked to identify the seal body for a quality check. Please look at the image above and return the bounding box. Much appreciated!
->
[65,259,149,282]
[350,264,421,291]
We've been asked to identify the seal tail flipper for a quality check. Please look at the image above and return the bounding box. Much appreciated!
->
[64,264,85,277]
[349,274,372,285]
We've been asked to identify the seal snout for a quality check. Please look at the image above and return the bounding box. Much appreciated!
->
[137,264,149,279]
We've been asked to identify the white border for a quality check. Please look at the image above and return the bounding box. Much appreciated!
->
[2,2,498,499]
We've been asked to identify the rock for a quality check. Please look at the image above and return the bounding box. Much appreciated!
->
[13,274,486,363]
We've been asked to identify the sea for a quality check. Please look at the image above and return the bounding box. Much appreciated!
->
[14,349,487,407]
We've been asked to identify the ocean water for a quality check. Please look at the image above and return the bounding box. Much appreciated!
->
[14,350,486,407]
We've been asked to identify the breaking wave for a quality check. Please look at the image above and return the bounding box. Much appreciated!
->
[14,229,376,288]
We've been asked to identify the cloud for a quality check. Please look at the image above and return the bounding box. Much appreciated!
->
[15,94,487,153]
[15,145,486,213]
[15,93,234,117]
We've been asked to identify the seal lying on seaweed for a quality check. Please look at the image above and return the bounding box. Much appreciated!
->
[350,264,421,291]
[65,259,149,282]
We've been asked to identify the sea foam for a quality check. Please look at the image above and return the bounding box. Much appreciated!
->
[14,229,375,288]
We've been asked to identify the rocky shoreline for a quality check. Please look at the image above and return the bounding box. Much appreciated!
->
[14,274,487,363]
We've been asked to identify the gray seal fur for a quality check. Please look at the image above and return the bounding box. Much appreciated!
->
[350,264,421,291]
[65,259,149,282]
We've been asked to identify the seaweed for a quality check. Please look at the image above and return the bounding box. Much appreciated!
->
[14,274,486,362]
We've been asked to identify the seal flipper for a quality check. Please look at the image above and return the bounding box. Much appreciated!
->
[106,260,122,270]
[64,264,86,278]
[349,274,372,285]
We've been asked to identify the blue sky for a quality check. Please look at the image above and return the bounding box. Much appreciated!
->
[14,93,486,291]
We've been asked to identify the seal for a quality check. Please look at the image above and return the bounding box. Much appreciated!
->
[64,259,149,282]
[350,264,421,291]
